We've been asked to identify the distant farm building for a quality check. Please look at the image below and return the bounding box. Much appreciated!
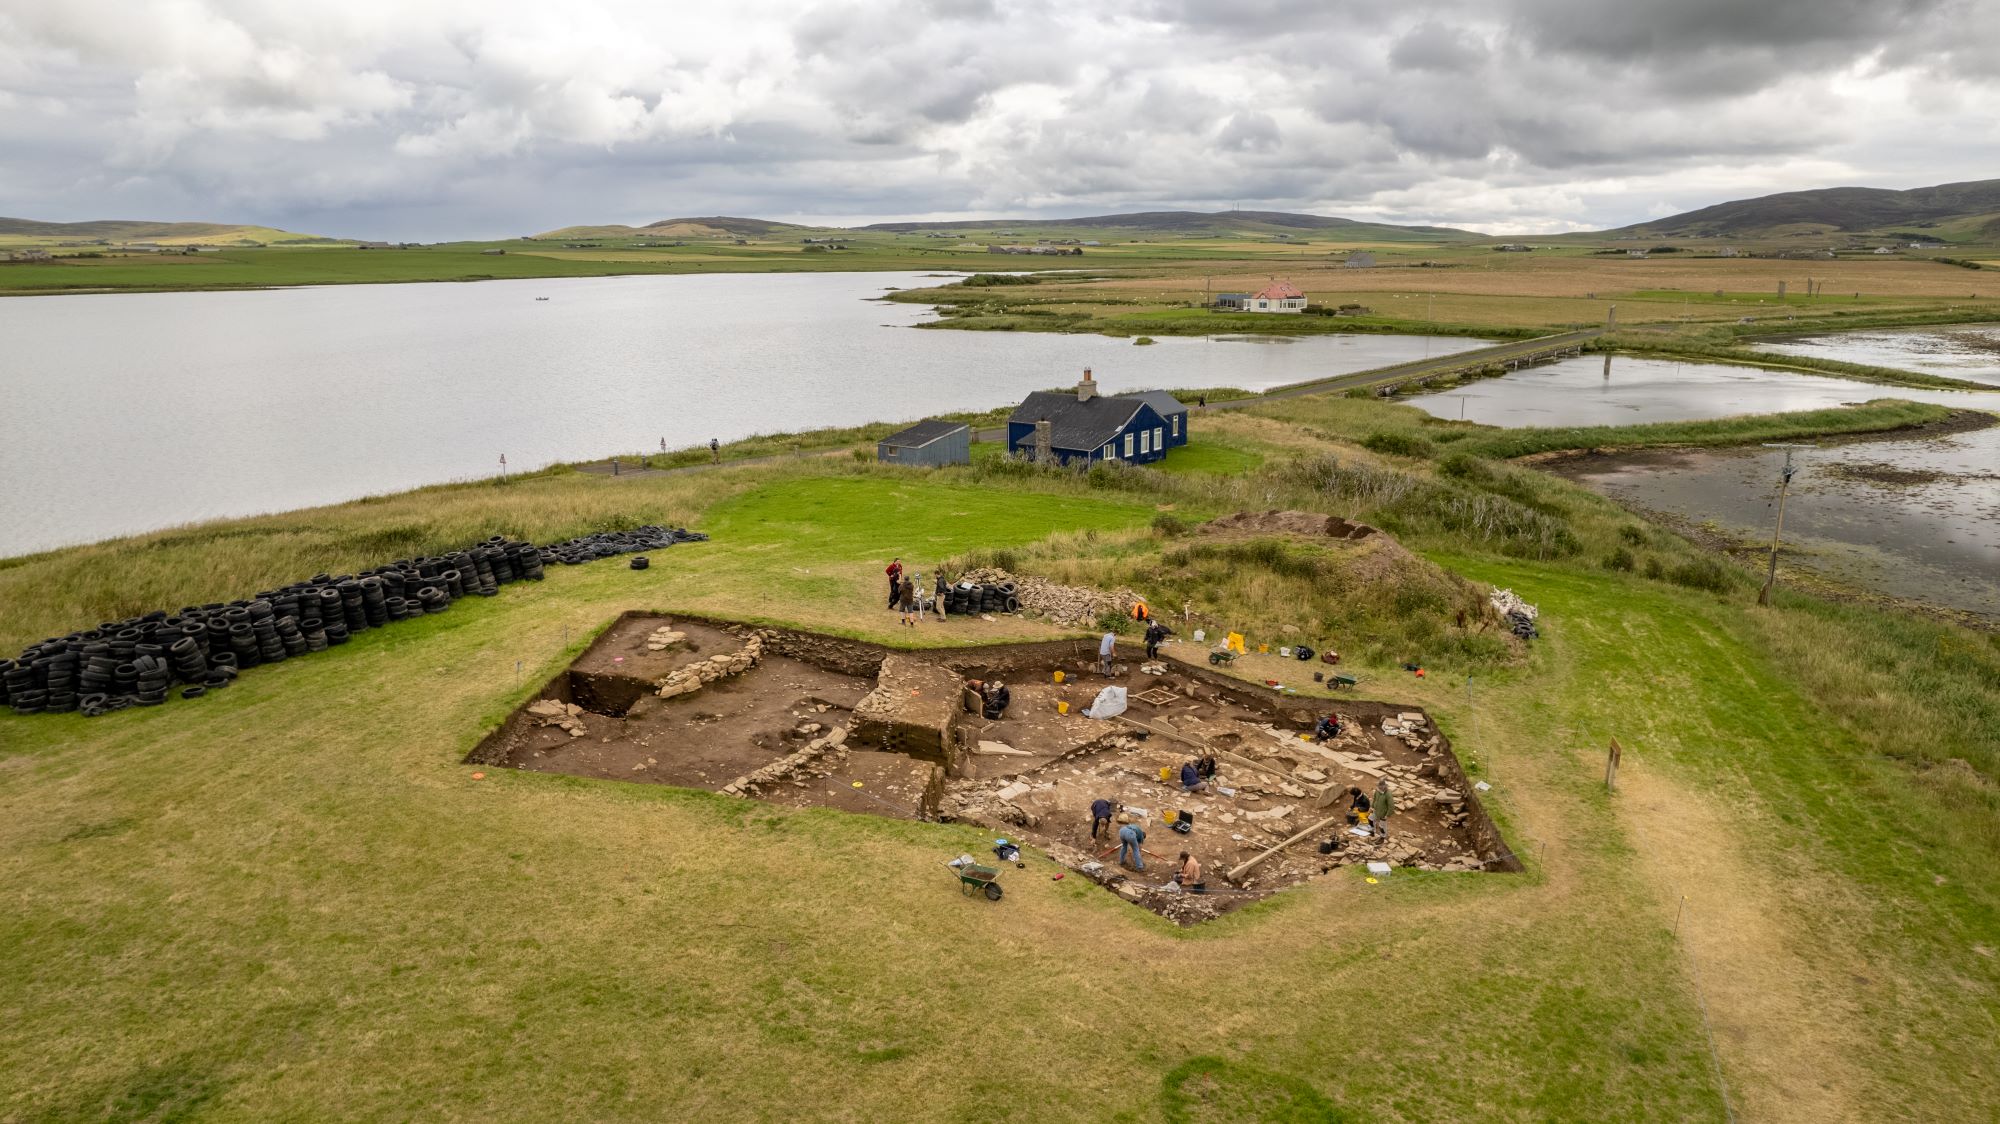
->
[1247,280,1307,313]
[1492,243,1533,252]
[877,420,971,467]
[1626,249,1650,258]
[4,249,52,262]
[987,244,1084,255]
[1007,370,1188,467]
[1344,252,1377,268]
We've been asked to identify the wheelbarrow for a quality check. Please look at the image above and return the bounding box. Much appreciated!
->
[1327,673,1358,690]
[1207,647,1240,667]
[946,856,1004,901]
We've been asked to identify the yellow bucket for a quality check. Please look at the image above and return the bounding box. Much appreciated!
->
[1053,670,1065,684]
[1159,766,1172,782]
[1057,701,1070,715]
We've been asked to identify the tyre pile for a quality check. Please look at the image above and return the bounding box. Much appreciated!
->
[2,526,707,718]
[540,526,706,565]
[944,578,1022,616]
[1488,587,1540,642]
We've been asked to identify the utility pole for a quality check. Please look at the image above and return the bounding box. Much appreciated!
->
[1757,444,1814,605]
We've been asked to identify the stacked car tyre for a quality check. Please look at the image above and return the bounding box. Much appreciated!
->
[4,529,701,718]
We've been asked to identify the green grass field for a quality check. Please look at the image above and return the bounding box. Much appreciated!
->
[3,393,1996,1122]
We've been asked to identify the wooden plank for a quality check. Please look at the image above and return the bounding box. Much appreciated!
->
[1224,811,1348,884]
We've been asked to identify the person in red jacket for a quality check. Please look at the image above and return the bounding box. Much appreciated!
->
[885,558,903,610]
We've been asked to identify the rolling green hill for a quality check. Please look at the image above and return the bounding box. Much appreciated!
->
[538,210,1474,244]
[0,217,342,246]
[1607,178,2000,241]
[859,209,1475,241]
[534,216,813,240]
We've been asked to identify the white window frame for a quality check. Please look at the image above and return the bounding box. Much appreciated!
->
[1124,432,1135,457]
[1140,430,1151,455]
[1103,442,1115,460]
[1154,426,1164,450]
[1171,416,1180,437]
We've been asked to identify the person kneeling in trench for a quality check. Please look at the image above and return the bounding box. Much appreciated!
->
[981,680,1010,721]
[1173,851,1204,893]
[1117,821,1146,871]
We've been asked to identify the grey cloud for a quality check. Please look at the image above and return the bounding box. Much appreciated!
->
[1389,23,1488,72]
[0,0,1993,239]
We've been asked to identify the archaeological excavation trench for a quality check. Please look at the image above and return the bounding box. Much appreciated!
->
[468,612,1519,922]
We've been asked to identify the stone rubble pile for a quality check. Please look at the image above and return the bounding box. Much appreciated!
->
[525,698,590,738]
[722,725,850,797]
[960,568,1143,628]
[1489,587,1540,641]
[655,632,767,699]
[645,625,687,651]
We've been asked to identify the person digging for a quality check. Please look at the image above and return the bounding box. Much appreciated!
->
[1313,714,1342,744]
[1090,797,1114,841]
[1098,631,1117,677]
[1117,821,1147,871]
[1143,618,1173,661]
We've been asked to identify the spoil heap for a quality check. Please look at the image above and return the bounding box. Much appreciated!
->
[961,567,1143,628]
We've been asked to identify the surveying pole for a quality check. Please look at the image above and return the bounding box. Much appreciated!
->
[1757,444,1814,605]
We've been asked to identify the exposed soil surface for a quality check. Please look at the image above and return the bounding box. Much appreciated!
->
[469,613,1513,922]
[476,619,877,791]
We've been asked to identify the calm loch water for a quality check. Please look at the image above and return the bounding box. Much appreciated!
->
[0,273,1484,557]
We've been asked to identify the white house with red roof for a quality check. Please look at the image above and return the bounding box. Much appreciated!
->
[1236,279,1307,313]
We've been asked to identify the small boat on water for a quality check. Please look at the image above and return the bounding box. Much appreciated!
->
[535,296,549,301]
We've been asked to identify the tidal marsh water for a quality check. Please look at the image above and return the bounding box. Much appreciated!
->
[1754,324,2000,387]
[1407,356,2000,617]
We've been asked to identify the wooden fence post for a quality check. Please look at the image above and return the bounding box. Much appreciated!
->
[1606,737,1623,791]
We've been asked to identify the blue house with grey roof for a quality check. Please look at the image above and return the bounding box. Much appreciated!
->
[1006,370,1189,466]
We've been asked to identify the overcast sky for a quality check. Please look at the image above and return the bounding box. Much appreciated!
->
[2,0,1996,239]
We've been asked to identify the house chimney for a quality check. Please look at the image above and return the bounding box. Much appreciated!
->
[1077,368,1096,402]
[1034,418,1053,463]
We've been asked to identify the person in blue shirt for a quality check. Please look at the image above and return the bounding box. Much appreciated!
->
[1180,759,1206,794]
[1090,797,1114,840]
[1117,821,1146,870]
[1098,631,1116,677]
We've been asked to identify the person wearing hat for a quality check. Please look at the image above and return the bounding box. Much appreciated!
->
[980,680,1011,720]
[1371,779,1396,840]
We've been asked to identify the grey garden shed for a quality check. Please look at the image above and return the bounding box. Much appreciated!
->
[877,419,971,467]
